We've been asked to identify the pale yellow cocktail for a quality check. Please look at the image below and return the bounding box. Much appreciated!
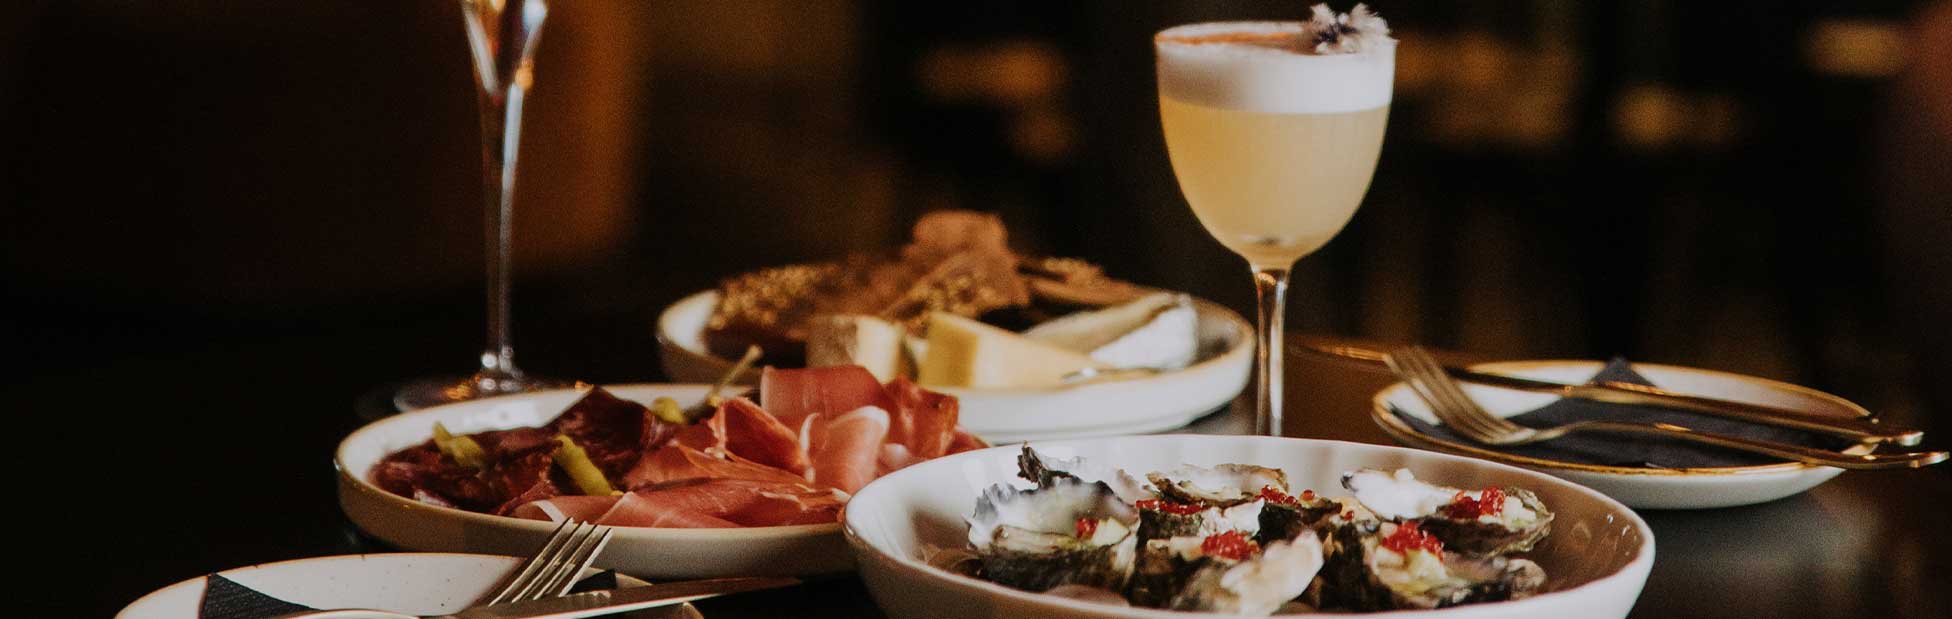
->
[1156,9,1395,436]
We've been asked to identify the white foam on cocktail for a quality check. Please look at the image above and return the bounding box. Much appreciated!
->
[1155,22,1395,115]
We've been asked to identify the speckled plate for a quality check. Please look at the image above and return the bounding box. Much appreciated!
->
[1372,360,1880,509]
[337,387,852,579]
[116,553,700,619]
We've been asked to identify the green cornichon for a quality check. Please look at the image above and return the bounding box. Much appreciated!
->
[431,422,487,469]
[552,434,616,496]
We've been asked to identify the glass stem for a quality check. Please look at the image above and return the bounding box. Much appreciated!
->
[476,80,525,380]
[1251,266,1291,436]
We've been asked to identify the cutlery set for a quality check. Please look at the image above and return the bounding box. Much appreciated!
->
[1298,342,1948,470]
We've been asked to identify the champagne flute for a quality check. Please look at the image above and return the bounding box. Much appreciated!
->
[394,0,563,411]
[1154,12,1395,435]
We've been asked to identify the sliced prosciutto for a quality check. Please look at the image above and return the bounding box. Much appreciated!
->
[623,443,812,488]
[759,365,891,428]
[806,406,891,494]
[591,491,742,528]
[509,494,620,523]
[715,397,810,474]
[884,377,960,459]
[516,478,843,527]
[947,427,988,454]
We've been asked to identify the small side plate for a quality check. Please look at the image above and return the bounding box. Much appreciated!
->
[116,553,699,619]
[1371,360,1878,509]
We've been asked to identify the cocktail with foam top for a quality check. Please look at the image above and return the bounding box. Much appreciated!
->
[1155,5,1395,437]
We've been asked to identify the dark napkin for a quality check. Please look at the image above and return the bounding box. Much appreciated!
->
[1392,358,1849,468]
[199,569,621,619]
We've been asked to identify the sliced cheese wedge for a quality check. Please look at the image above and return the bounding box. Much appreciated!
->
[917,312,1103,388]
[805,314,909,382]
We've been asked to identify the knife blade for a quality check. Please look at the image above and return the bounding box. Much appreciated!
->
[1295,342,1924,446]
[439,576,799,619]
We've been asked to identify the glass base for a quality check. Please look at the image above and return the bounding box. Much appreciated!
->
[391,370,570,413]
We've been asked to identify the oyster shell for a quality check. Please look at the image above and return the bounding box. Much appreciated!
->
[1147,463,1289,507]
[1255,491,1346,545]
[967,479,1139,592]
[1168,535,1325,615]
[1016,446,1152,503]
[1342,468,1554,555]
[1129,532,1325,614]
[1136,498,1265,548]
[1317,520,1546,611]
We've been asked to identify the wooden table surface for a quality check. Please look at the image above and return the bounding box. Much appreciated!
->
[91,336,1950,618]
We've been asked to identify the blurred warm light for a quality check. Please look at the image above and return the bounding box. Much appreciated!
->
[1613,83,1686,149]
[1695,93,1744,148]
[1400,29,1579,149]
[1611,84,1747,151]
[1011,106,1077,164]
[916,40,1066,106]
[1452,32,1504,90]
[1805,19,1906,78]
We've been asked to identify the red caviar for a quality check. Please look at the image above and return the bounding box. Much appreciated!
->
[1441,487,1507,520]
[1257,486,1298,505]
[1076,517,1099,538]
[1136,499,1204,515]
[1380,521,1445,557]
[1200,530,1261,561]
[1300,489,1317,502]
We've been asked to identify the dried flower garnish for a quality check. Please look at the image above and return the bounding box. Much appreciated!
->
[1300,3,1392,54]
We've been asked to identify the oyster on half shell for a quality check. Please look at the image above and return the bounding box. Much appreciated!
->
[1342,468,1553,555]
[967,479,1140,592]
[1147,463,1289,507]
[1317,519,1546,611]
[1128,532,1325,614]
[1136,497,1266,548]
[1017,446,1153,503]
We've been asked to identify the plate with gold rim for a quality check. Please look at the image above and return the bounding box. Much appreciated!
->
[1371,360,1880,509]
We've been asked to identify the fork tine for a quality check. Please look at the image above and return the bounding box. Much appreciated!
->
[1391,348,1502,443]
[1405,347,1520,436]
[485,518,579,605]
[1401,348,1500,440]
[1402,347,1530,444]
[508,522,600,603]
[540,525,615,597]
[1386,350,1491,441]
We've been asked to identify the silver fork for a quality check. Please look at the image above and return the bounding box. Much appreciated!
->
[483,519,616,604]
[273,519,615,619]
[1384,346,1949,470]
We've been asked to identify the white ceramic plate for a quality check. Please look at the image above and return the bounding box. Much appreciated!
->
[1371,360,1879,509]
[844,434,1654,619]
[116,553,698,619]
[336,385,851,579]
[656,290,1254,442]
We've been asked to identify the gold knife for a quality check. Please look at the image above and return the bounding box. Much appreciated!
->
[1296,342,1924,446]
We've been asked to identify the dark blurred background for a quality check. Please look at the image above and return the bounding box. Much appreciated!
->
[6,2,1952,611]
[10,0,1950,425]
